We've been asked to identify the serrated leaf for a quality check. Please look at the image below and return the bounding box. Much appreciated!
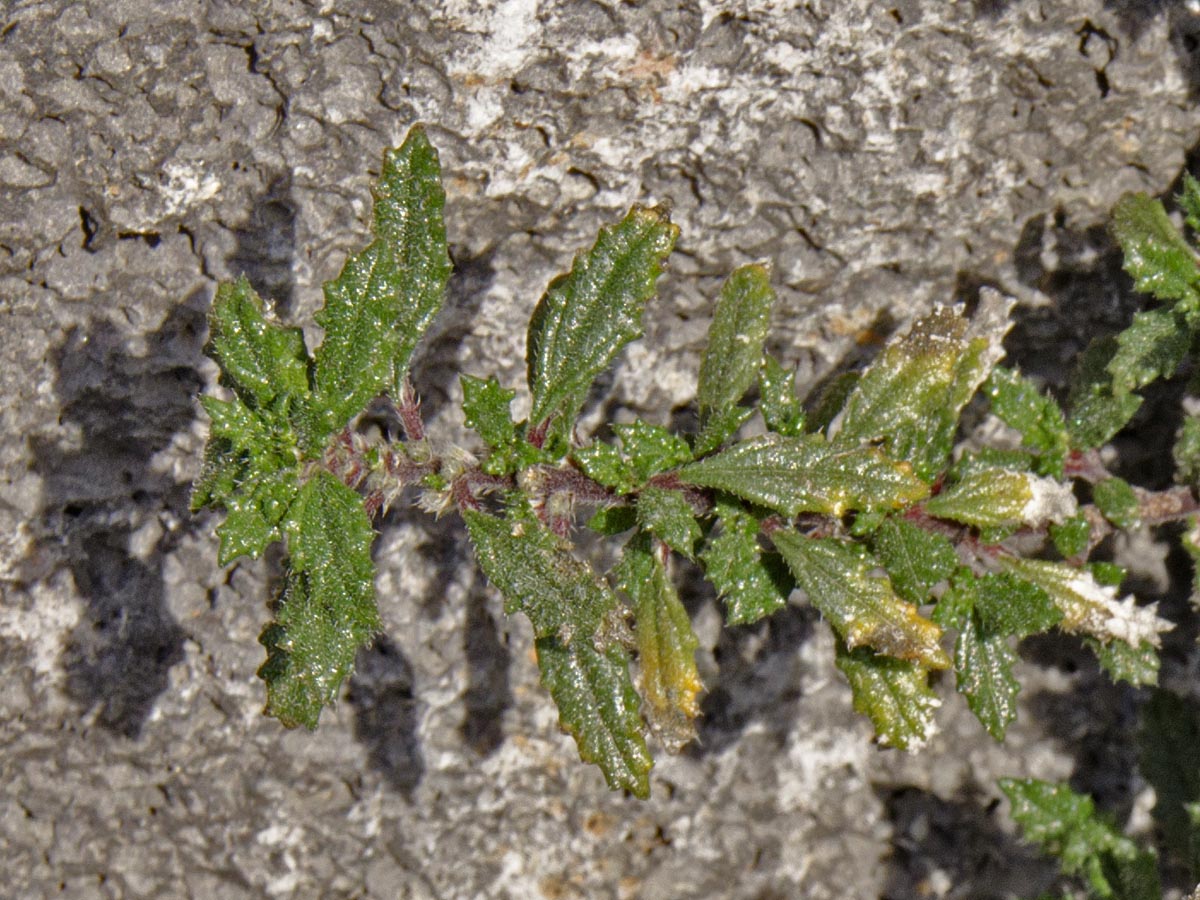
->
[1050,513,1092,559]
[1093,477,1140,528]
[984,367,1069,477]
[693,407,753,457]
[259,471,380,728]
[678,433,929,518]
[835,643,941,750]
[772,531,949,669]
[830,293,1014,480]
[1139,690,1200,869]
[700,498,792,626]
[1067,336,1145,449]
[613,421,693,483]
[972,572,1062,638]
[1086,637,1159,687]
[464,505,617,642]
[615,534,703,750]
[1000,778,1150,898]
[1000,557,1171,650]
[573,441,637,494]
[207,276,311,413]
[954,608,1019,740]
[1108,306,1191,396]
[924,469,1075,530]
[310,126,451,443]
[871,517,957,605]
[461,374,517,449]
[696,264,774,448]
[215,465,300,565]
[1111,192,1200,305]
[635,486,701,559]
[758,354,806,438]
[535,634,652,797]
[526,206,678,451]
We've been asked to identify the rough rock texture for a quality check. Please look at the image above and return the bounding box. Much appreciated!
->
[3,0,1200,897]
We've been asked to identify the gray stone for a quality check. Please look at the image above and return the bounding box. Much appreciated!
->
[2,0,1198,897]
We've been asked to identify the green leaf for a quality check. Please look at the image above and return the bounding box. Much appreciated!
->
[207,276,311,413]
[700,497,792,626]
[615,534,703,750]
[678,433,929,518]
[954,608,1019,740]
[1086,638,1159,687]
[924,468,1075,530]
[870,517,957,606]
[613,421,693,483]
[526,206,678,451]
[1000,557,1171,650]
[635,486,701,559]
[1098,850,1162,900]
[1000,778,1151,898]
[215,465,300,566]
[573,441,637,494]
[1111,192,1200,305]
[259,471,380,729]
[461,374,517,449]
[310,126,451,443]
[1093,477,1140,529]
[1067,336,1144,449]
[1181,172,1200,236]
[1173,414,1200,486]
[830,294,1013,480]
[696,264,775,449]
[758,354,805,438]
[1050,514,1092,559]
[464,505,618,642]
[1107,307,1191,396]
[836,644,941,750]
[772,531,949,669]
[984,367,1069,477]
[535,635,652,797]
[587,504,637,535]
[972,572,1062,638]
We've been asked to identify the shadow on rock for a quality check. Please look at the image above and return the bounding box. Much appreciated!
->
[30,301,206,737]
[347,635,425,797]
[460,585,511,757]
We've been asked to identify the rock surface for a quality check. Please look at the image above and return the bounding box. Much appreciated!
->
[2,0,1199,897]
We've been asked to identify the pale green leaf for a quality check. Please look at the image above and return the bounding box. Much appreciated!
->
[259,471,380,729]
[615,534,703,750]
[772,531,949,669]
[311,126,451,442]
[1093,477,1140,529]
[526,206,678,451]
[678,433,929,518]
[924,468,1075,529]
[836,644,941,750]
[1108,307,1190,396]
[536,635,652,797]
[464,505,618,642]
[1085,637,1159,687]
[1111,192,1200,305]
[700,498,792,626]
[461,374,516,449]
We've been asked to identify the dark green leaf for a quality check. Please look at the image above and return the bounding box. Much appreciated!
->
[311,126,451,442]
[984,367,1069,477]
[772,531,949,669]
[700,498,792,626]
[678,433,929,518]
[613,421,693,483]
[1086,638,1159,687]
[573,441,637,494]
[954,609,1019,740]
[259,471,380,728]
[758,354,805,438]
[615,534,702,750]
[587,504,637,535]
[1050,514,1092,559]
[696,264,775,448]
[635,486,701,559]
[835,644,941,750]
[692,407,753,457]
[1097,849,1162,900]
[972,572,1061,638]
[1111,192,1200,305]
[1067,336,1145,449]
[207,276,311,413]
[871,517,957,605]
[535,634,652,797]
[526,206,678,451]
[1093,477,1140,529]
[464,505,618,642]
